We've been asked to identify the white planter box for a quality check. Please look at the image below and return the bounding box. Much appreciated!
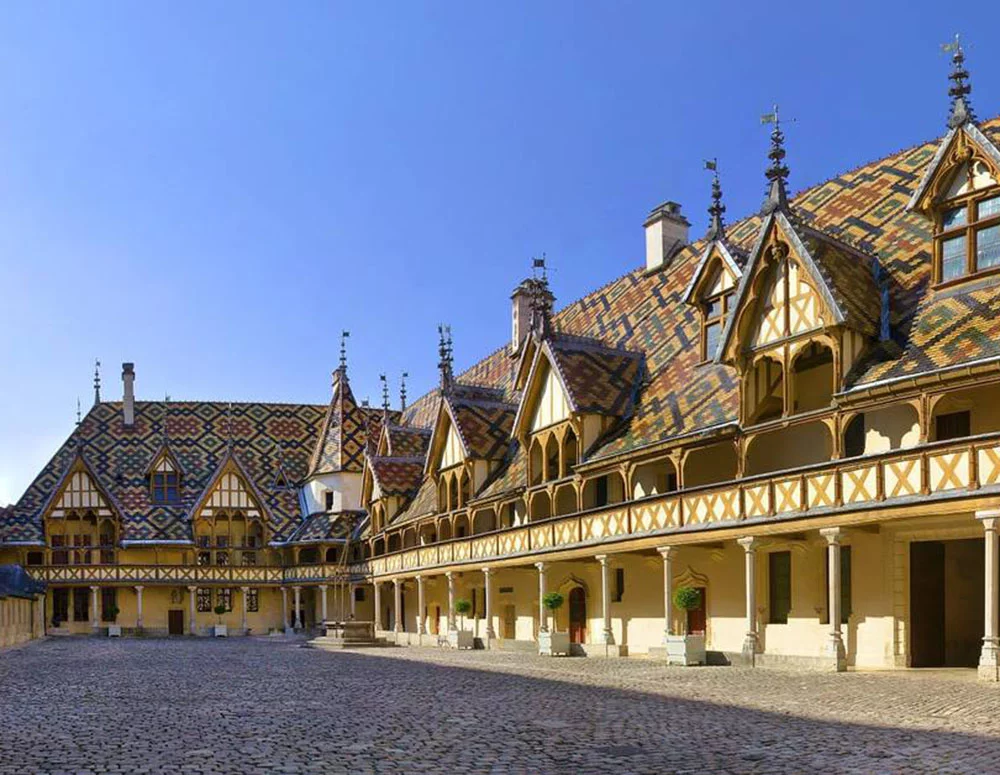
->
[213,624,228,638]
[107,625,122,638]
[538,630,571,656]
[448,629,474,649]
[665,634,705,666]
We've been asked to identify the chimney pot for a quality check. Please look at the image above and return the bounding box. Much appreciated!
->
[644,200,690,272]
[122,362,135,427]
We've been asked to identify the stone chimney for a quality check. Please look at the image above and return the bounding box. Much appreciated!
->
[122,363,135,427]
[644,201,689,272]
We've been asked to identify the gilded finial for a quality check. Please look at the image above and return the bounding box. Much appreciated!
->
[704,158,726,240]
[943,35,975,129]
[760,106,790,214]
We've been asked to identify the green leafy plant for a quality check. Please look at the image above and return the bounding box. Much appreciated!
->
[105,604,120,623]
[542,591,564,632]
[213,603,227,623]
[672,586,701,635]
[454,598,472,630]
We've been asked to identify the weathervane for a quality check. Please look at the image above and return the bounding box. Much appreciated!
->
[760,105,792,214]
[438,324,454,390]
[93,359,102,405]
[400,372,409,411]
[942,34,975,128]
[704,158,726,240]
[379,373,390,412]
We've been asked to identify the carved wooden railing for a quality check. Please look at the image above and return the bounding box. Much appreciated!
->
[26,562,371,585]
[370,432,1000,578]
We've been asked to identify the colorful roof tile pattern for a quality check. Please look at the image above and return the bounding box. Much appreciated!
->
[384,424,432,458]
[545,334,644,417]
[370,458,426,497]
[444,384,518,462]
[286,511,366,544]
[309,372,368,476]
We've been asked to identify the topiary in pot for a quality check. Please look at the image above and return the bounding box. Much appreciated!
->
[672,586,702,636]
[213,603,227,624]
[542,591,564,632]
[454,598,472,630]
[105,604,120,623]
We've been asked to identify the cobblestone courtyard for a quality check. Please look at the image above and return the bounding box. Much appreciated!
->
[3,639,1000,774]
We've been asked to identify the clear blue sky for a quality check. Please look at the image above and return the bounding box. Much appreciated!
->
[2,1,998,504]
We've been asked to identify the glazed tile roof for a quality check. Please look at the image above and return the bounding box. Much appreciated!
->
[384,424,432,458]
[5,401,337,545]
[545,334,643,417]
[444,384,518,462]
[286,511,366,544]
[309,372,381,476]
[370,458,425,497]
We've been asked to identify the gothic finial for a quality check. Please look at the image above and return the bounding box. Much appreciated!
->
[226,402,234,450]
[943,35,975,129]
[704,158,726,240]
[438,324,454,390]
[760,106,790,215]
[339,330,350,374]
[379,373,390,412]
[527,256,555,337]
[76,397,82,426]
[93,359,102,405]
[400,372,409,411]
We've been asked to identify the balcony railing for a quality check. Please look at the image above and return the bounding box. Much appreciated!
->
[369,431,1000,578]
[27,562,370,585]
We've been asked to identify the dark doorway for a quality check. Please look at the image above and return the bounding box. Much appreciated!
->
[569,587,587,644]
[910,539,983,667]
[168,609,184,635]
[687,587,707,636]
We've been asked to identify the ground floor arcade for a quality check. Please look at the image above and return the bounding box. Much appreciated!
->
[371,509,1000,676]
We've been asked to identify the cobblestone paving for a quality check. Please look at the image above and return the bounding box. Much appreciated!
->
[3,638,1000,774]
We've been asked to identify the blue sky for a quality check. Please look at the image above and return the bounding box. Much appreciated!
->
[2,1,999,503]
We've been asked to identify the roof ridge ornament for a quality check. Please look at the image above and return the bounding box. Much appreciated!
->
[93,359,102,405]
[704,158,726,241]
[379,372,390,413]
[529,255,555,337]
[336,330,351,388]
[760,106,791,215]
[438,324,454,391]
[943,35,975,129]
[400,372,409,411]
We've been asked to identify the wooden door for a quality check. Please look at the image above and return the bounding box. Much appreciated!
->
[910,541,945,667]
[168,609,184,635]
[503,604,516,639]
[431,605,440,635]
[569,587,586,643]
[686,587,707,635]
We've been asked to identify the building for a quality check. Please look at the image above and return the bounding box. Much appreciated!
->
[4,44,1000,676]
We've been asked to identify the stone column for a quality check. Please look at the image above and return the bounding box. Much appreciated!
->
[90,586,100,633]
[319,584,328,624]
[349,583,357,617]
[820,528,847,671]
[596,555,614,645]
[658,546,675,641]
[535,562,548,633]
[134,585,144,630]
[373,582,382,630]
[293,586,303,629]
[446,572,457,632]
[393,578,403,633]
[240,586,249,633]
[737,537,759,660]
[483,568,496,643]
[188,586,197,635]
[281,587,290,632]
[979,510,1000,680]
[416,576,426,635]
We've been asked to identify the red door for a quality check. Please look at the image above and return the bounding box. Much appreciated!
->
[686,587,707,636]
[569,587,587,643]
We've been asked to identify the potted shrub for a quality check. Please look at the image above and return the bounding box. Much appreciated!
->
[448,599,474,649]
[106,604,122,638]
[538,591,570,656]
[213,603,228,637]
[665,586,706,666]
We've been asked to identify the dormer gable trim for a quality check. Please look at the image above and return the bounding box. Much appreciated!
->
[144,443,185,478]
[682,240,744,305]
[908,123,1000,215]
[40,452,124,523]
[423,399,470,477]
[717,210,847,363]
[511,340,575,440]
[189,450,273,529]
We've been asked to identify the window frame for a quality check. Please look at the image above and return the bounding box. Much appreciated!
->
[768,551,792,625]
[934,184,1000,287]
[150,470,181,504]
[701,289,730,362]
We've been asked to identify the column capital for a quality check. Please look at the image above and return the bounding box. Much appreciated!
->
[977,509,1000,527]
[187,585,198,592]
[482,567,492,577]
[657,545,676,559]
[292,585,302,592]
[134,585,144,592]
[534,561,547,572]
[90,585,100,591]
[737,536,759,552]
[595,554,609,565]
[445,570,455,580]
[393,577,401,588]
[317,583,328,591]
[240,586,250,594]
[819,527,843,544]
[416,574,425,585]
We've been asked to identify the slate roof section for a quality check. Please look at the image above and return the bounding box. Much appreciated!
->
[0,565,45,598]
[309,372,368,476]
[444,384,518,462]
[384,425,432,458]
[285,511,366,544]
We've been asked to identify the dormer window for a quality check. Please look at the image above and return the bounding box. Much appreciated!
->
[151,468,180,504]
[702,290,730,361]
[935,164,1000,284]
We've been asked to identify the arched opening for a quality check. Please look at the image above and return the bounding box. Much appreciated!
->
[791,342,834,414]
[545,435,560,482]
[387,533,401,553]
[459,470,471,507]
[247,521,264,549]
[472,508,497,535]
[438,477,449,513]
[581,472,625,510]
[402,528,417,549]
[747,356,784,424]
[844,403,920,458]
[631,458,677,499]
[299,547,319,565]
[745,421,833,477]
[373,537,385,556]
[529,491,551,521]
[438,519,453,541]
[498,502,516,530]
[553,484,578,517]
[684,441,739,488]
[529,438,544,486]
[563,429,579,476]
[931,383,1000,441]
[325,546,341,563]
[453,513,470,539]
[418,523,437,545]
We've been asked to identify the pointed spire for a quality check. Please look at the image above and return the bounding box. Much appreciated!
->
[379,373,390,413]
[93,359,102,405]
[943,35,975,129]
[400,372,409,411]
[339,329,350,375]
[76,397,82,426]
[528,255,555,337]
[438,325,454,391]
[704,158,726,240]
[225,402,234,451]
[760,106,790,215]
